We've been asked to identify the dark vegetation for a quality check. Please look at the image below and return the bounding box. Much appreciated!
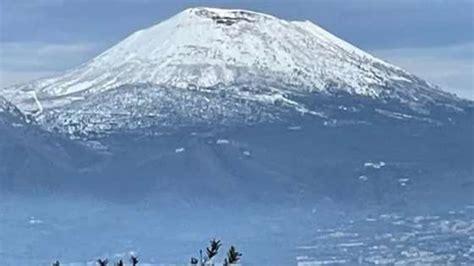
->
[97,258,108,266]
[224,246,243,265]
[190,239,242,265]
[51,240,242,265]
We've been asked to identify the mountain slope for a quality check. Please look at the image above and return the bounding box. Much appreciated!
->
[0,96,30,126]
[0,97,101,191]
[2,7,469,137]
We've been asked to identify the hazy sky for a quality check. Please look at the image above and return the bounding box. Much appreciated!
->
[0,0,473,99]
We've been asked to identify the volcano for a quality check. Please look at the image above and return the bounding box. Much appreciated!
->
[0,7,473,265]
[2,7,471,136]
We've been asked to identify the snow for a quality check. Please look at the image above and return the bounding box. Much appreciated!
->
[216,139,230,144]
[175,147,185,153]
[0,7,465,137]
[2,7,458,115]
[30,91,43,115]
[28,216,43,225]
[364,161,386,169]
[288,126,302,131]
[0,96,29,125]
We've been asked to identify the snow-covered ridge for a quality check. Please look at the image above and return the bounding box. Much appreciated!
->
[0,96,30,125]
[1,7,468,136]
[2,7,459,112]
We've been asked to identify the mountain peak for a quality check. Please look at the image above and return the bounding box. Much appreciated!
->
[4,7,414,110]
[1,7,466,136]
[184,7,275,20]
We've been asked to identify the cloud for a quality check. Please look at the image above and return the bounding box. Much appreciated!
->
[0,70,59,88]
[0,42,101,71]
[0,42,103,88]
[372,42,474,100]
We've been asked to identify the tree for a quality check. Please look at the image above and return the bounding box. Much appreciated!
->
[206,239,222,261]
[130,255,139,266]
[190,257,199,265]
[224,246,242,265]
[97,258,109,266]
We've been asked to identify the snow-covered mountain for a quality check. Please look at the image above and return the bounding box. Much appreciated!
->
[2,7,470,136]
[1,8,473,265]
